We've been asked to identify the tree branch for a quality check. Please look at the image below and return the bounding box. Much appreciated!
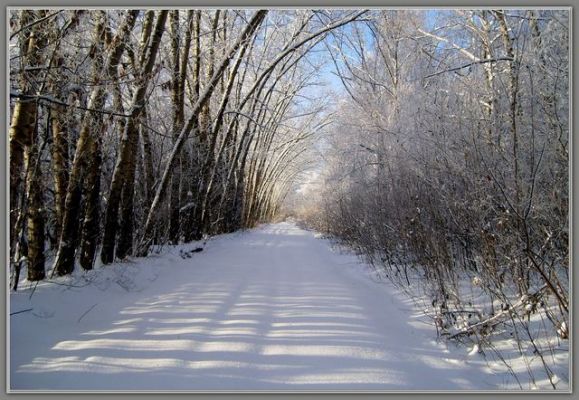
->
[424,57,514,79]
[10,91,130,118]
[10,10,63,40]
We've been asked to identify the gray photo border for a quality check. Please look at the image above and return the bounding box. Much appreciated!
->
[2,1,577,399]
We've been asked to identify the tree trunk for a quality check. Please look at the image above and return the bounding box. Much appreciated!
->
[495,11,521,207]
[79,133,102,270]
[138,10,269,255]
[478,11,499,147]
[180,10,202,243]
[24,118,46,281]
[495,11,526,295]
[10,10,45,259]
[53,11,138,275]
[169,10,183,244]
[101,10,168,263]
[140,109,155,210]
[197,21,255,233]
[115,119,140,259]
[50,100,69,246]
[53,90,106,275]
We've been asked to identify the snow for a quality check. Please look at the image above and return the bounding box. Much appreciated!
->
[9,222,569,391]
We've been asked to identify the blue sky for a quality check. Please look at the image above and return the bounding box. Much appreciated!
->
[313,9,442,95]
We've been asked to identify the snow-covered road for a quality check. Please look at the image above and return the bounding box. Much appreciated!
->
[10,222,497,391]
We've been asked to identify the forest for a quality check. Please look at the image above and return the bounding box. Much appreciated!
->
[9,9,569,391]
[9,9,355,282]
[295,9,570,388]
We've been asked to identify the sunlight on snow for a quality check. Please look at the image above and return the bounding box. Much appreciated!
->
[11,222,510,390]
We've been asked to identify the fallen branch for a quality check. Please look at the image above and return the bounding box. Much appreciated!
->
[10,308,33,316]
[449,285,548,340]
[441,309,483,319]
[77,303,98,323]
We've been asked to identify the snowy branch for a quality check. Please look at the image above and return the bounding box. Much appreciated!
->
[423,57,515,79]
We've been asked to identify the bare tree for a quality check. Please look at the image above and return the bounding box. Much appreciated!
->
[52,10,139,275]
